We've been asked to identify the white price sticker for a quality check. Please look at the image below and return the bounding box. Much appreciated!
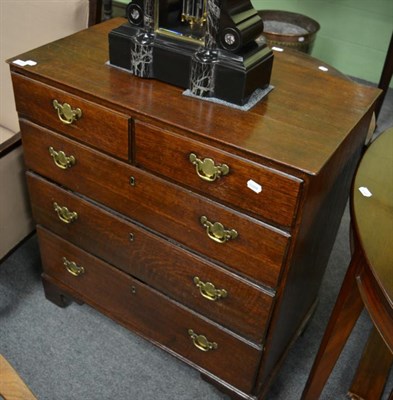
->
[13,59,37,67]
[359,186,372,197]
[247,180,262,194]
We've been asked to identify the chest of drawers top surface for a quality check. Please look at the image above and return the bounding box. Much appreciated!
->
[8,18,379,177]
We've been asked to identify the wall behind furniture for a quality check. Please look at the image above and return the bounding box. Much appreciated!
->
[253,0,393,86]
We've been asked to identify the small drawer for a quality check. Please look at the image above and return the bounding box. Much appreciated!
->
[135,121,302,227]
[37,227,262,394]
[12,73,130,160]
[27,173,275,342]
[22,120,290,288]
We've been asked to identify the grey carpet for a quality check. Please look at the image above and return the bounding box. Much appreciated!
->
[1,85,392,399]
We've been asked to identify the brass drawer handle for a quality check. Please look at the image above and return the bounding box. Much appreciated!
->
[189,153,229,182]
[188,329,218,352]
[49,146,76,169]
[193,277,227,301]
[53,99,82,125]
[200,216,238,244]
[62,257,84,277]
[53,202,78,224]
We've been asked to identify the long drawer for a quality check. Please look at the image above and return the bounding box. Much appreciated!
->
[135,121,302,228]
[27,173,275,342]
[21,119,290,288]
[37,226,262,394]
[12,73,130,160]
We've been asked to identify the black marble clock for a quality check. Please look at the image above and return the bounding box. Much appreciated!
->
[108,0,273,105]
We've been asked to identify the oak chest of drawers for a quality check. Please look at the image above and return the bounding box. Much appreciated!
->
[8,18,380,399]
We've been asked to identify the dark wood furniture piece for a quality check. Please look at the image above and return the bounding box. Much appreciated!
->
[88,0,104,26]
[376,31,393,119]
[8,18,380,399]
[302,128,393,400]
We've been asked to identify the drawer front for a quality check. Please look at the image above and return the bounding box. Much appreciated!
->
[12,73,130,160]
[37,226,262,394]
[21,120,289,288]
[27,173,275,342]
[135,121,302,227]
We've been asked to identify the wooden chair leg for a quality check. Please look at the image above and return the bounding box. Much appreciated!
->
[375,31,393,119]
[348,326,393,400]
[301,247,366,400]
[0,355,37,400]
